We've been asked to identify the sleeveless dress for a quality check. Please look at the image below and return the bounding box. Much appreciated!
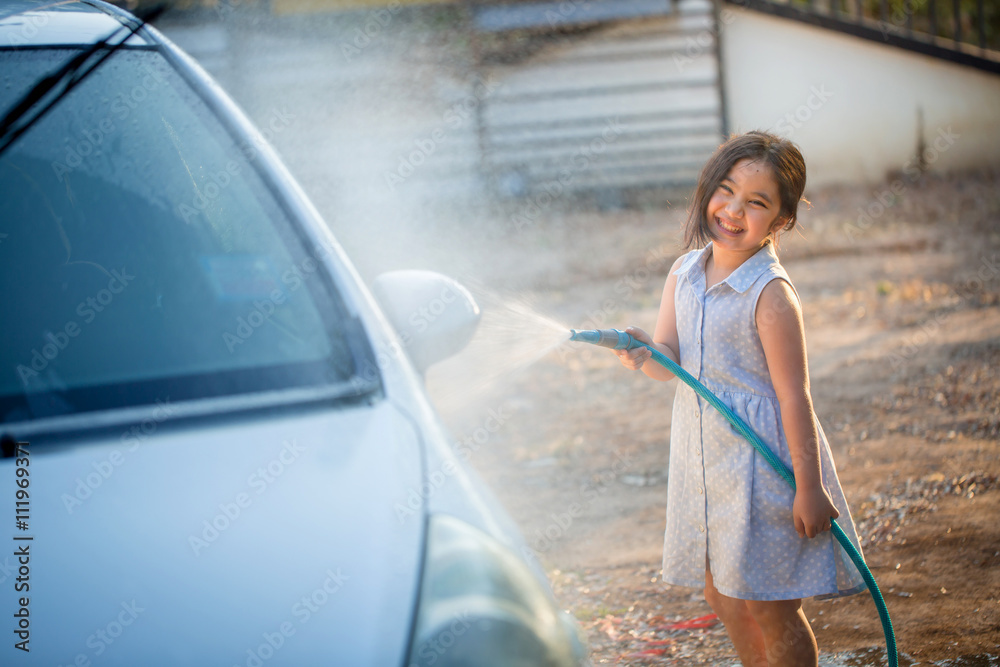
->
[662,241,866,601]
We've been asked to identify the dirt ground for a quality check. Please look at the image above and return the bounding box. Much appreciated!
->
[424,170,1000,665]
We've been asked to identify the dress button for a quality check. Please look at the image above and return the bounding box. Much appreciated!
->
[698,486,704,495]
[698,524,706,533]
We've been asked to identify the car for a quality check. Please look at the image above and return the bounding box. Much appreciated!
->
[0,2,587,665]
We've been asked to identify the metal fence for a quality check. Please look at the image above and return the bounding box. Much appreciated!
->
[727,0,1000,74]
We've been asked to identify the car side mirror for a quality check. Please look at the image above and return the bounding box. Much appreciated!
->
[371,270,481,374]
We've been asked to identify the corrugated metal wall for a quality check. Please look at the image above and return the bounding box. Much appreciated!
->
[472,0,726,200]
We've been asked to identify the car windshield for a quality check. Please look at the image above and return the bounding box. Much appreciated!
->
[0,45,368,423]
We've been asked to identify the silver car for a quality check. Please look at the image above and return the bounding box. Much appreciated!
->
[0,2,586,665]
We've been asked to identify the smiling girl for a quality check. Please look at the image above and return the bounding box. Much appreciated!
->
[614,131,866,666]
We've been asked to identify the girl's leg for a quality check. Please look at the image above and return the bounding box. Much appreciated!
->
[744,598,818,667]
[704,566,768,667]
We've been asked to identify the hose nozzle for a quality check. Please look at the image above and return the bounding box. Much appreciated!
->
[569,328,637,350]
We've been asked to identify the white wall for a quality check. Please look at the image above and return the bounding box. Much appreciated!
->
[720,5,1000,186]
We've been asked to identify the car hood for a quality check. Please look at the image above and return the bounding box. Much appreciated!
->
[2,400,424,666]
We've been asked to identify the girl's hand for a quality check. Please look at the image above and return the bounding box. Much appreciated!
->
[793,484,840,539]
[613,326,653,370]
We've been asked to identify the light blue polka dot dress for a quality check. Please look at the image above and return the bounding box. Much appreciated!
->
[662,241,866,601]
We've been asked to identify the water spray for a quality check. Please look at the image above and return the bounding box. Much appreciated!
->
[569,328,899,667]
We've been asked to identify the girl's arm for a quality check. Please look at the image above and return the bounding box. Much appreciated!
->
[756,279,839,539]
[614,255,683,382]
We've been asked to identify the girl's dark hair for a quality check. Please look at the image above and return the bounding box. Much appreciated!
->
[684,130,807,249]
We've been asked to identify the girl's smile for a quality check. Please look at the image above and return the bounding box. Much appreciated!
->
[715,214,744,236]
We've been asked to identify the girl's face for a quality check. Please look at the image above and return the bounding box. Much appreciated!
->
[706,158,787,253]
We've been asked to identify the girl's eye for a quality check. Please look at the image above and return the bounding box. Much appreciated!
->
[750,199,766,207]
[719,184,733,193]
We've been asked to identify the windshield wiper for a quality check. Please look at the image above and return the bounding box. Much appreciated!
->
[0,3,165,159]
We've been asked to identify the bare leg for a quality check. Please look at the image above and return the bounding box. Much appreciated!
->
[704,566,768,667]
[745,598,818,667]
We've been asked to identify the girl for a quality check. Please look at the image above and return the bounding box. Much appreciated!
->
[614,131,866,666]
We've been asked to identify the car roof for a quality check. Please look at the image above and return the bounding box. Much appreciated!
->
[0,0,154,47]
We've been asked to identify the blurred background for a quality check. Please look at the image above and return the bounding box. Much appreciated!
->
[111,0,1000,662]
[114,0,1000,284]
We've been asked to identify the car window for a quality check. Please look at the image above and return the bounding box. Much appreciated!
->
[0,47,366,423]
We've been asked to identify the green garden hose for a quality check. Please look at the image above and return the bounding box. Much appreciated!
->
[569,328,898,667]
